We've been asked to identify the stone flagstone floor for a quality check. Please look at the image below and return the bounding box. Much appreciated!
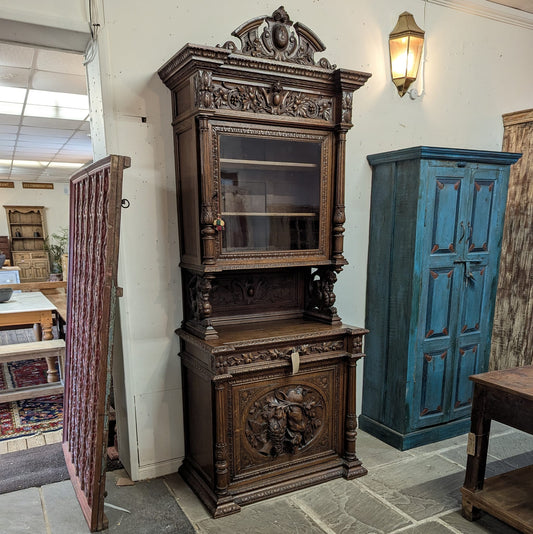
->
[0,421,531,533]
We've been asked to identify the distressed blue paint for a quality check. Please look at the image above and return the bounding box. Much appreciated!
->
[360,147,521,450]
[431,178,462,255]
[454,344,479,412]
[425,268,454,339]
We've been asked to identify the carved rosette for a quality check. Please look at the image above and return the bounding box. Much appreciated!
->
[215,340,344,370]
[221,6,335,69]
[245,385,324,457]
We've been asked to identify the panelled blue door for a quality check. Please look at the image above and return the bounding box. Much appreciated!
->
[412,163,508,431]
[360,147,521,450]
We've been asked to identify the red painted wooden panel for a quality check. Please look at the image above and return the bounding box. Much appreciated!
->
[63,155,130,532]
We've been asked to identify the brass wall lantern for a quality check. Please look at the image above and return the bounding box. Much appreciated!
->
[389,12,425,97]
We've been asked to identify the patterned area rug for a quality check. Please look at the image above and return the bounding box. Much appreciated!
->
[0,358,63,442]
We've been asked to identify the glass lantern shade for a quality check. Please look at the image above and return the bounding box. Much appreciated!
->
[389,12,425,97]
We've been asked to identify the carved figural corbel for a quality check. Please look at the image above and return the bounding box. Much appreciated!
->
[187,275,214,323]
[306,267,340,321]
[245,386,324,456]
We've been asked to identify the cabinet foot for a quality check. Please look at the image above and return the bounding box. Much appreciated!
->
[342,459,367,480]
[461,497,482,521]
[179,460,240,518]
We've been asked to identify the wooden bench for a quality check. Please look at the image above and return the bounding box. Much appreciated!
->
[0,339,65,403]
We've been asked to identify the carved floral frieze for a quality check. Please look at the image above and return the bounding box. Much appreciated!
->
[215,340,344,370]
[195,71,333,120]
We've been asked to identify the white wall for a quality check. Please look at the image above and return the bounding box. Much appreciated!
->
[1,0,531,481]
[0,183,70,239]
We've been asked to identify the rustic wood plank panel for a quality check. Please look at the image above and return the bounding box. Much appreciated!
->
[490,109,533,370]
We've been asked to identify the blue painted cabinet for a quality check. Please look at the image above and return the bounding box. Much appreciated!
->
[360,147,521,450]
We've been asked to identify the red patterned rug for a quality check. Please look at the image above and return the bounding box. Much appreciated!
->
[0,358,63,441]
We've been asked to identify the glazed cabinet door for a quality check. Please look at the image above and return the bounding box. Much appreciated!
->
[209,122,333,267]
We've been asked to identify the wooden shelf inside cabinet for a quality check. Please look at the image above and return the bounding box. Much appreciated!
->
[222,212,317,217]
[220,159,319,171]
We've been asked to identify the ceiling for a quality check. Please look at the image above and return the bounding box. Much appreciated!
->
[488,0,533,13]
[0,1,530,187]
[0,42,92,183]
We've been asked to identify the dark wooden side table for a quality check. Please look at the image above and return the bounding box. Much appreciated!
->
[461,365,533,533]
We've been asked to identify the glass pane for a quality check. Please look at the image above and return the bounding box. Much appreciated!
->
[220,135,321,252]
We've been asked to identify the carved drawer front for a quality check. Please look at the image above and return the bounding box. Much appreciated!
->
[12,252,32,262]
[230,363,341,480]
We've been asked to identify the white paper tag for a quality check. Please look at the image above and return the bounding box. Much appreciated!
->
[467,432,476,456]
[291,351,300,375]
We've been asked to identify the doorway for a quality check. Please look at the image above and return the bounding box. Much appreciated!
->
[0,42,91,455]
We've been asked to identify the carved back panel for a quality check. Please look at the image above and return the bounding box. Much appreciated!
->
[63,155,130,532]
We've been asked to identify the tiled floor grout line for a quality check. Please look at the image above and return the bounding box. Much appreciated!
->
[435,452,468,471]
[354,478,418,527]
[39,486,53,534]
[367,427,523,474]
[162,478,202,533]
[385,506,467,533]
[434,515,466,534]
[288,496,337,534]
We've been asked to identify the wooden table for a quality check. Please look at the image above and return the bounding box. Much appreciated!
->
[461,365,533,533]
[0,291,59,382]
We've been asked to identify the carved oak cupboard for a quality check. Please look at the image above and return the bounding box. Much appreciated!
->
[4,205,50,282]
[159,7,370,517]
[360,147,521,450]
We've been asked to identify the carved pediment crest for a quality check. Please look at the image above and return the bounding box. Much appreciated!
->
[221,6,335,69]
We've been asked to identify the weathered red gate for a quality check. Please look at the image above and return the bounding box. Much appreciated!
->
[62,155,130,532]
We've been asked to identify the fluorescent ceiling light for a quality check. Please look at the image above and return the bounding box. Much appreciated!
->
[0,159,85,168]
[0,102,23,115]
[27,89,88,109]
[0,87,26,103]
[47,162,84,168]
[24,104,89,121]
[0,85,89,120]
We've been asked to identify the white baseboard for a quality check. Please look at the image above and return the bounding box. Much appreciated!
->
[133,456,184,481]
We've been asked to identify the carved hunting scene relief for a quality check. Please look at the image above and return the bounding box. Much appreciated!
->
[245,386,325,457]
